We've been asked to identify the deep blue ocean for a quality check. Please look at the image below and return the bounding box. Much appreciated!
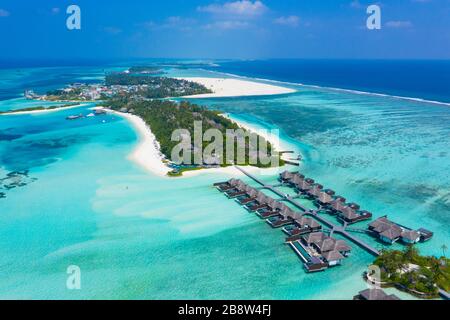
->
[207,59,450,104]
[0,60,449,299]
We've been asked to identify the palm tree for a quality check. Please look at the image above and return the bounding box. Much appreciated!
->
[404,245,419,263]
[442,244,448,258]
[429,257,444,283]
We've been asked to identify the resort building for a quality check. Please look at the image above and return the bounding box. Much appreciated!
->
[368,217,431,244]
[305,184,324,199]
[301,232,352,267]
[284,216,322,242]
[316,191,334,206]
[354,289,400,300]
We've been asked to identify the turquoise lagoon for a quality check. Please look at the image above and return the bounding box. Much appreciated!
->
[0,66,449,299]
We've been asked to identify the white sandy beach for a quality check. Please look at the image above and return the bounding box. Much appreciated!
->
[110,77,299,178]
[114,108,294,179]
[181,115,297,178]
[114,111,170,177]
[178,77,296,98]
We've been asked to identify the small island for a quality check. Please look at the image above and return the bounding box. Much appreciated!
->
[0,103,80,115]
[105,99,284,176]
[368,246,449,299]
[22,66,285,177]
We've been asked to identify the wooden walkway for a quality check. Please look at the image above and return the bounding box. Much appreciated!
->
[235,166,380,256]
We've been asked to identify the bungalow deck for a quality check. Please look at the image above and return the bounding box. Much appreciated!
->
[337,210,373,225]
[266,216,293,228]
[288,241,328,273]
[368,217,434,245]
[245,203,268,212]
[283,224,322,242]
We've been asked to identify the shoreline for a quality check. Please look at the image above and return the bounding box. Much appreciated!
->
[177,77,296,98]
[0,103,85,116]
[112,110,170,177]
[200,69,450,107]
[112,109,295,179]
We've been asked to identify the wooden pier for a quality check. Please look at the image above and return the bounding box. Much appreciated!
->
[234,166,380,256]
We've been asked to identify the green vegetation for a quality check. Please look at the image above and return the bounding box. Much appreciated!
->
[105,73,212,98]
[45,88,87,101]
[167,167,204,177]
[0,103,79,114]
[106,99,284,171]
[373,246,449,298]
[32,68,283,177]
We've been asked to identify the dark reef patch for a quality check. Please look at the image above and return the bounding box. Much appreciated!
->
[0,128,23,141]
[0,170,37,199]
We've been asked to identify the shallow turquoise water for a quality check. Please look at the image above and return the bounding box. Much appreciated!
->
[0,66,448,299]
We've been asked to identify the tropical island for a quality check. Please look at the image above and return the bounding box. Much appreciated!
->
[105,99,284,176]
[368,246,449,299]
[21,66,287,177]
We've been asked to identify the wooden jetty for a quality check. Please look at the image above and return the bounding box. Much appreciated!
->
[214,167,450,299]
[234,166,380,256]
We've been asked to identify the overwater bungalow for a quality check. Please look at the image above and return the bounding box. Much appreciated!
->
[348,202,361,210]
[299,232,351,268]
[245,193,270,212]
[291,174,305,187]
[225,181,248,198]
[400,230,421,244]
[214,178,240,192]
[417,228,434,242]
[328,197,347,214]
[267,207,296,228]
[289,241,329,273]
[315,191,334,206]
[354,289,400,301]
[295,178,314,193]
[380,225,403,244]
[304,256,329,273]
[284,216,322,242]
[302,232,352,257]
[368,217,420,244]
[256,200,285,219]
[336,206,372,224]
[305,184,323,199]
[279,171,295,183]
[236,188,259,205]
[322,250,345,266]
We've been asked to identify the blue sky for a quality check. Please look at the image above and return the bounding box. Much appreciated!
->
[0,0,449,60]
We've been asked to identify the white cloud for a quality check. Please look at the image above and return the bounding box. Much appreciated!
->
[274,15,300,27]
[198,1,267,17]
[141,16,197,32]
[203,20,250,30]
[385,20,413,28]
[0,9,10,17]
